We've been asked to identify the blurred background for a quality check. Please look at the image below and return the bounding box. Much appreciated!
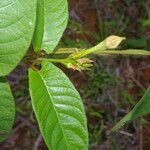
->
[0,0,150,150]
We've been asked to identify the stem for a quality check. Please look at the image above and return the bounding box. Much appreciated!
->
[71,47,98,59]
[52,48,79,55]
[71,48,150,59]
[94,49,150,56]
[38,58,68,63]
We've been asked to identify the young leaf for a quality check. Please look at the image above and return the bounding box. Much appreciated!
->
[29,62,88,150]
[92,35,126,50]
[0,0,36,76]
[112,87,150,131]
[0,78,15,142]
[33,0,68,53]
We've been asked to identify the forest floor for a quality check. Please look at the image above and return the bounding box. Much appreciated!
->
[0,0,150,150]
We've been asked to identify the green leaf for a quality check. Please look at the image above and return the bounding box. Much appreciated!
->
[0,0,36,76]
[33,0,68,53]
[0,78,15,142]
[29,62,88,150]
[127,38,148,48]
[112,87,150,131]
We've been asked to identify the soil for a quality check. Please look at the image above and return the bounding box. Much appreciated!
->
[0,0,150,150]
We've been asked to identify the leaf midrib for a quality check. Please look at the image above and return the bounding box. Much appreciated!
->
[42,0,45,48]
[38,71,69,150]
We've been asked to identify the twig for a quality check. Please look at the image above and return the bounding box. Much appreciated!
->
[139,125,143,150]
[33,134,42,150]
[119,130,133,137]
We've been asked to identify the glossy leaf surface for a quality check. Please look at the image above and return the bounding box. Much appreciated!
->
[29,62,88,150]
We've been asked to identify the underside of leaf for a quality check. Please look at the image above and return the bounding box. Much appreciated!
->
[29,62,88,150]
[33,0,68,53]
